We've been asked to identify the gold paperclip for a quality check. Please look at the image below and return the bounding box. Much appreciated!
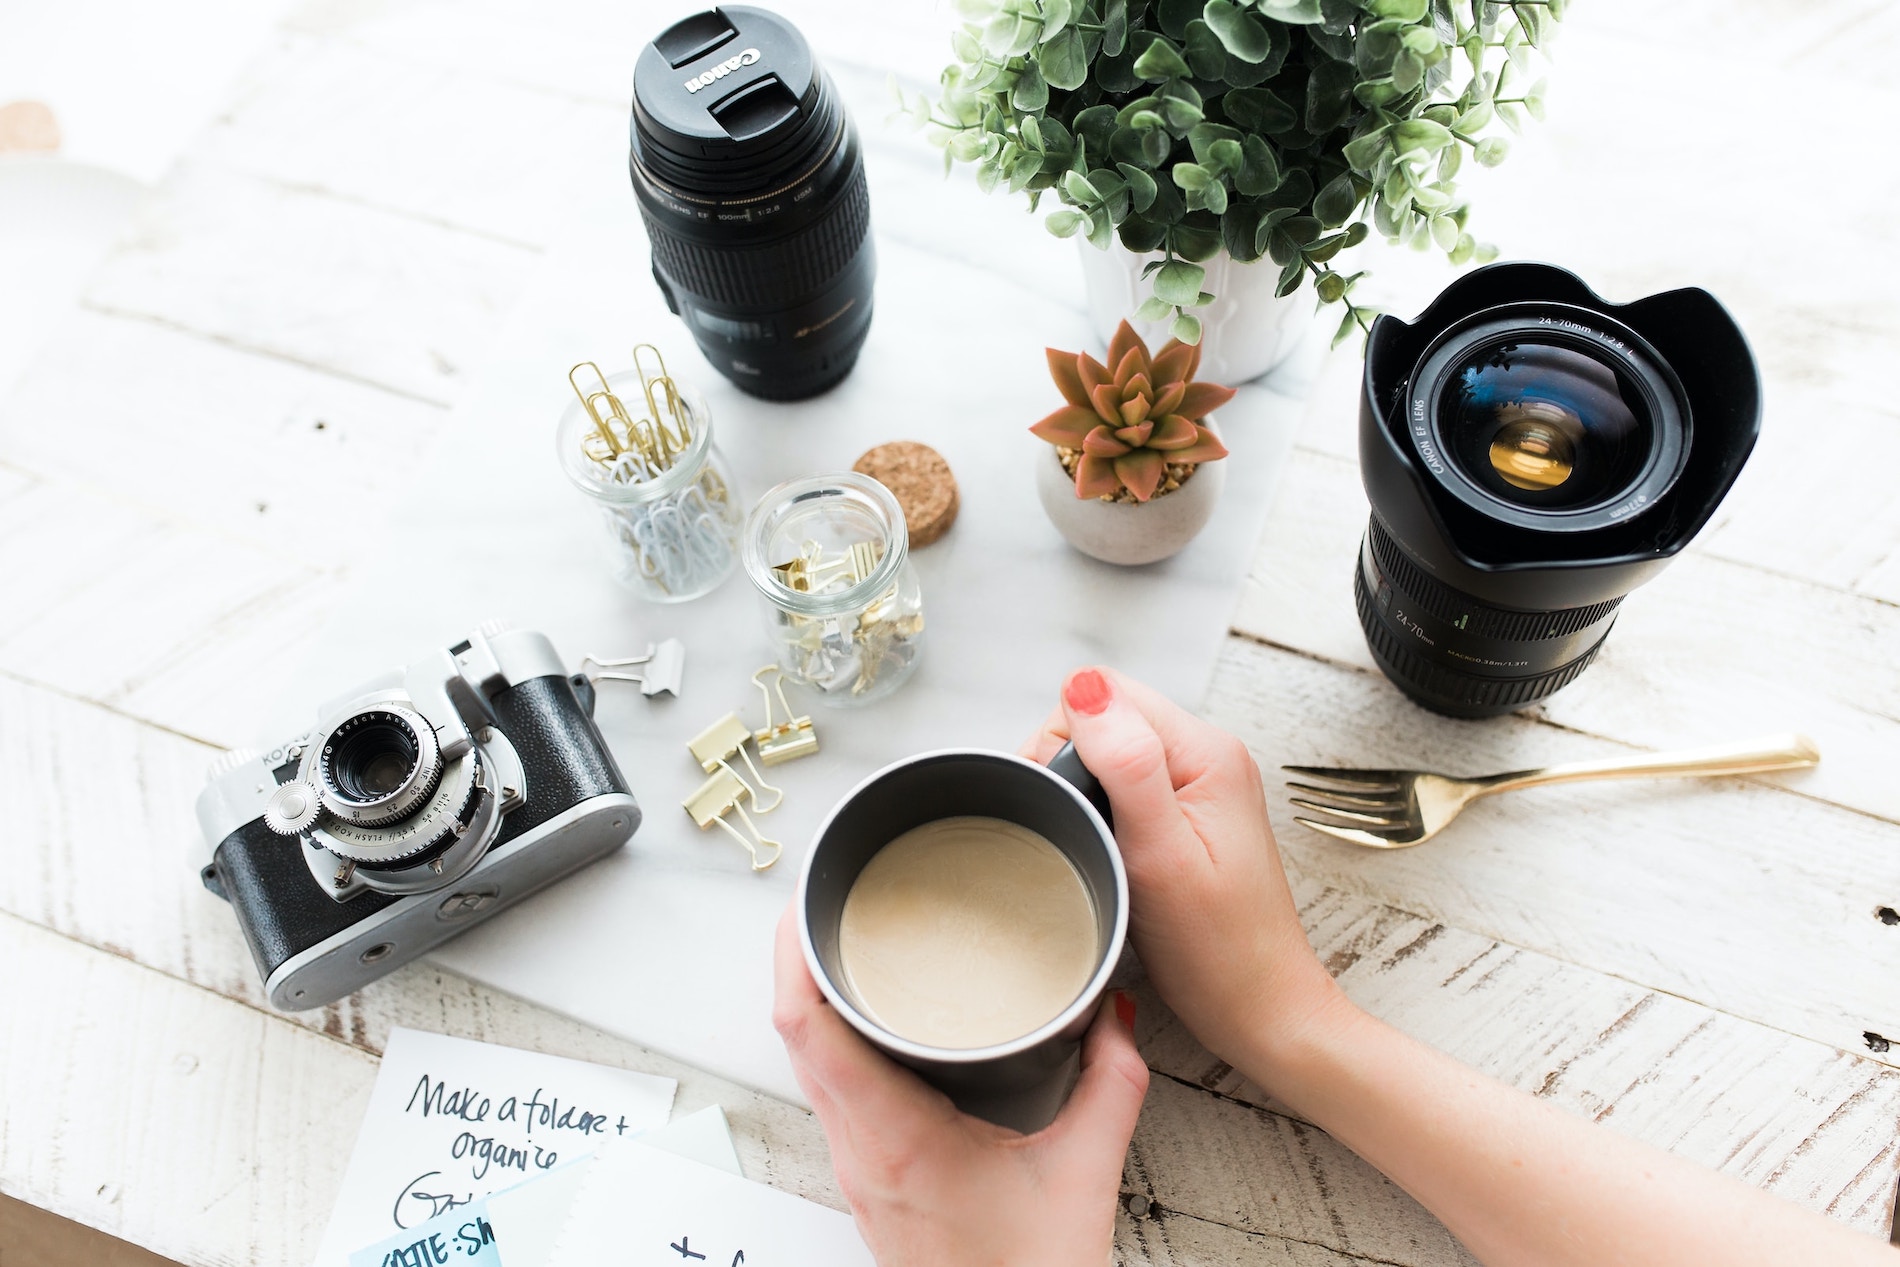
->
[569,361,639,463]
[687,712,783,812]
[682,766,782,871]
[752,665,819,765]
[632,343,691,460]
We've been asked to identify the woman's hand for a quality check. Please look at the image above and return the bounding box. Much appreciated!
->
[771,908,1147,1267]
[1022,667,1350,1071]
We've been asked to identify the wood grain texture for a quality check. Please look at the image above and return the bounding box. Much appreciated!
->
[4,0,1900,1262]
[1202,621,1900,1065]
[1235,432,1900,831]
[84,161,536,405]
[6,666,1895,1264]
[195,32,619,249]
[0,308,443,567]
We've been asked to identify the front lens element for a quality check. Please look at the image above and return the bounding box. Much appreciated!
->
[316,706,445,827]
[1440,340,1650,510]
[327,715,418,803]
[1489,409,1577,491]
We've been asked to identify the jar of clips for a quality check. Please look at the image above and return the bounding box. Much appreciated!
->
[742,472,924,706]
[557,356,743,603]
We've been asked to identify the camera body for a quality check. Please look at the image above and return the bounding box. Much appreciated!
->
[1356,263,1761,716]
[196,627,639,1010]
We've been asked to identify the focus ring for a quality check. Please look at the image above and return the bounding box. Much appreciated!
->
[1366,518,1623,641]
[642,166,869,310]
[1354,564,1607,714]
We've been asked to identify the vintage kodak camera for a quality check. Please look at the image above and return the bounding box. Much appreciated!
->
[195,626,639,1009]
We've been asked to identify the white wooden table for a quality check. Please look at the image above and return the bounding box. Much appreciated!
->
[4,1,1898,1263]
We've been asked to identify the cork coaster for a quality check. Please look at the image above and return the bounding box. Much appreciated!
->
[853,440,959,548]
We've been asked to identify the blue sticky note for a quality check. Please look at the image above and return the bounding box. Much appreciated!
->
[349,1200,502,1267]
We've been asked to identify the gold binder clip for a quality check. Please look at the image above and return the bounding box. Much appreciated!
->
[687,712,783,812]
[752,665,819,765]
[682,766,782,871]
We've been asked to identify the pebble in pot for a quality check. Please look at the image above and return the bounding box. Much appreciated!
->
[1030,320,1235,566]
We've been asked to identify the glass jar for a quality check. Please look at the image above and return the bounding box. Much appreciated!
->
[555,370,743,603]
[742,472,924,706]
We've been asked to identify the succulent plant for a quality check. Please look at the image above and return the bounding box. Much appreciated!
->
[1031,319,1234,501]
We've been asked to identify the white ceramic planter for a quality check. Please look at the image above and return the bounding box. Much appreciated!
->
[1077,239,1306,385]
[1035,415,1227,566]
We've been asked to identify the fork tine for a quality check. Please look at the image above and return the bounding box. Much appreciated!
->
[1284,781,1405,809]
[1293,816,1418,848]
[1280,765,1403,792]
[1288,797,1406,826]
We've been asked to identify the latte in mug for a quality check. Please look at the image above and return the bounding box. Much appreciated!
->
[837,815,1100,1050]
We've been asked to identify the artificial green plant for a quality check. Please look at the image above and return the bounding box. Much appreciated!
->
[898,0,1560,346]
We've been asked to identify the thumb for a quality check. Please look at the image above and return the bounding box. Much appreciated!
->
[1059,668,1189,854]
[1043,992,1149,1168]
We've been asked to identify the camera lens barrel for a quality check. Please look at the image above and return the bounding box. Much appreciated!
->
[1354,263,1762,718]
[1355,517,1621,717]
[315,706,444,828]
[631,6,875,400]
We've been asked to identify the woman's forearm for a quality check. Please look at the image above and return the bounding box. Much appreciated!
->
[1241,999,1893,1267]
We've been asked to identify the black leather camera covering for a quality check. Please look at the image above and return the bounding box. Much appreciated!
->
[206,673,630,983]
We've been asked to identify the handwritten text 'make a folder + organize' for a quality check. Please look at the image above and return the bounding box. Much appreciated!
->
[311,1028,677,1267]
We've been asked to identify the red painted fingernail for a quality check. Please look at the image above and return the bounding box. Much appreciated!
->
[1065,669,1112,716]
[1114,990,1136,1031]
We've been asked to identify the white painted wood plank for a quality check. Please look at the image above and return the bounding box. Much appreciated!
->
[1234,443,1900,830]
[84,161,537,405]
[1196,630,1900,1066]
[0,911,851,1267]
[196,33,620,249]
[6,669,1893,1263]
[0,461,340,748]
[1114,1206,1384,1267]
[1137,886,1900,1233]
[0,911,374,1267]
[0,308,443,567]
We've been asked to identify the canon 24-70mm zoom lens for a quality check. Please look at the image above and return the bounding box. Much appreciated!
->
[631,6,875,400]
[1355,263,1762,718]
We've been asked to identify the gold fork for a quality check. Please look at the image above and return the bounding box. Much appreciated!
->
[1284,733,1820,849]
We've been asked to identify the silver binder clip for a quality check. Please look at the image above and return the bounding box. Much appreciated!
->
[582,638,686,697]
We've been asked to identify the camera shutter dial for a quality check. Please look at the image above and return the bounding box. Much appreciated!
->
[262,781,324,836]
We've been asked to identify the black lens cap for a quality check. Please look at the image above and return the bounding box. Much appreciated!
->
[634,6,818,158]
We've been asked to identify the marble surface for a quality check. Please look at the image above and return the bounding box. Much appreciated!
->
[284,129,1324,1103]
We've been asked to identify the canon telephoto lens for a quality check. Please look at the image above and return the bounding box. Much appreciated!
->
[631,6,874,400]
[1355,263,1762,718]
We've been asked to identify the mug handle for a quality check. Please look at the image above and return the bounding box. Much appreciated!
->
[1047,741,1114,831]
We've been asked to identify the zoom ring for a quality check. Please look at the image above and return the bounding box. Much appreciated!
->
[1367,518,1623,642]
[1355,565,1607,712]
[643,168,870,310]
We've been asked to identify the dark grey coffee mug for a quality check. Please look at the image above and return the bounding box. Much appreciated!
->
[797,744,1126,1132]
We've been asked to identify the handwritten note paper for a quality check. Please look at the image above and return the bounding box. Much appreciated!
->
[547,1142,874,1267]
[349,1203,504,1267]
[313,1028,677,1267]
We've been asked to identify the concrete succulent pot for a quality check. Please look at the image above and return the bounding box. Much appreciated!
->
[1036,414,1226,566]
[1030,321,1234,567]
